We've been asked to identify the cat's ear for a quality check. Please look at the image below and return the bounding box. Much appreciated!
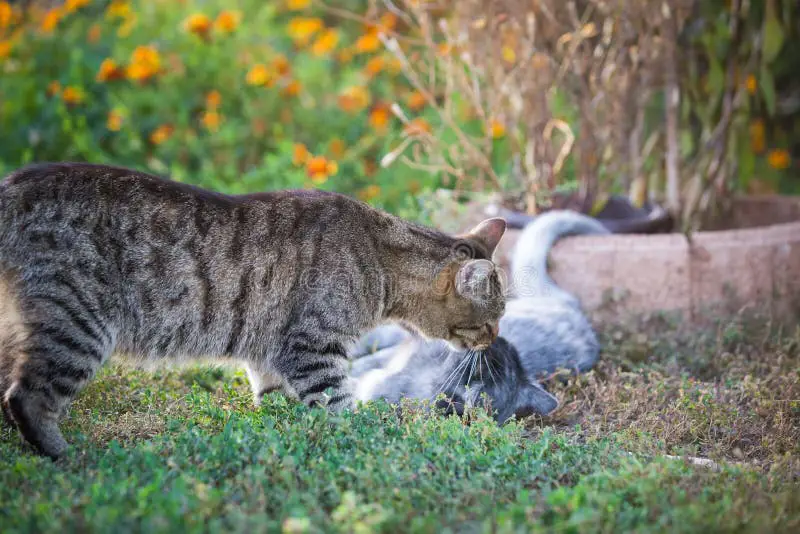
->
[513,381,558,419]
[455,259,497,301]
[466,218,506,256]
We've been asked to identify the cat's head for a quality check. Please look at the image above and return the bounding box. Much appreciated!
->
[434,337,559,423]
[411,218,507,351]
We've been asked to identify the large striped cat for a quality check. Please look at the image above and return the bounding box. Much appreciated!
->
[0,162,506,458]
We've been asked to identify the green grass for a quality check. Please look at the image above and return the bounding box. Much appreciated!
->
[2,320,799,533]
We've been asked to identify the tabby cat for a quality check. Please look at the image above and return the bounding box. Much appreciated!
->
[349,210,607,422]
[0,162,506,458]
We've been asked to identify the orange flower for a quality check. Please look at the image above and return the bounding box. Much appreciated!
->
[201,110,222,132]
[379,13,397,31]
[403,118,431,137]
[40,8,61,33]
[337,86,370,113]
[87,23,102,43]
[246,64,274,86]
[305,156,338,184]
[488,119,505,139]
[408,180,421,195]
[767,149,791,170]
[126,45,161,82]
[369,103,391,133]
[358,184,381,201]
[46,80,61,97]
[0,40,11,60]
[106,0,129,19]
[65,0,90,14]
[96,58,125,82]
[281,80,302,97]
[150,124,174,145]
[272,54,291,77]
[337,48,354,64]
[184,13,212,36]
[364,56,384,77]
[292,143,309,165]
[502,45,516,64]
[311,28,338,56]
[205,90,222,109]
[0,2,13,29]
[329,138,346,159]
[407,91,426,111]
[214,11,240,34]
[531,52,549,70]
[355,31,381,54]
[286,0,311,10]
[745,74,757,95]
[287,17,323,45]
[107,109,124,131]
[61,86,84,105]
[749,120,765,154]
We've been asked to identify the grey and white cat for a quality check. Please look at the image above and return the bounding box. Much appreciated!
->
[349,210,609,423]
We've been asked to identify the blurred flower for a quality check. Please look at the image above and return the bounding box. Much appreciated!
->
[106,0,130,19]
[106,109,124,131]
[403,118,431,137]
[46,81,61,97]
[407,91,426,111]
[0,40,11,60]
[338,86,370,113]
[437,43,452,56]
[329,138,346,159]
[286,0,311,10]
[184,13,212,37]
[749,120,765,154]
[40,8,61,33]
[745,74,757,95]
[488,119,505,139]
[408,180,421,194]
[281,80,302,97]
[201,110,222,132]
[292,143,309,165]
[205,90,222,109]
[287,17,323,46]
[502,46,516,64]
[358,184,381,201]
[0,2,12,29]
[387,58,402,75]
[126,45,161,82]
[246,64,274,86]
[272,54,291,77]
[280,109,293,123]
[214,11,240,34]
[311,28,338,56]
[337,48,354,63]
[87,23,102,43]
[150,124,174,145]
[65,0,90,15]
[117,13,137,37]
[767,149,791,170]
[355,31,381,54]
[379,13,397,31]
[61,86,84,105]
[364,56,384,77]
[363,158,377,177]
[369,103,391,133]
[306,156,338,184]
[96,58,125,82]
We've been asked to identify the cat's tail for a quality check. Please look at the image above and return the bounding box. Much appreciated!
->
[510,210,609,301]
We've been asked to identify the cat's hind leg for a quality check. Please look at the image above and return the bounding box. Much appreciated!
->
[2,295,115,459]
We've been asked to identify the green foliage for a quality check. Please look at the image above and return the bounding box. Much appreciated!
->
[0,0,445,219]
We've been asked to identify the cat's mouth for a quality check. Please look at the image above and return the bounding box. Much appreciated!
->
[449,322,498,351]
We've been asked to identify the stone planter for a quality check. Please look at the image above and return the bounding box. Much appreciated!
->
[432,193,800,327]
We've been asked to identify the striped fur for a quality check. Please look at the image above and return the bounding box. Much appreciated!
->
[0,162,506,458]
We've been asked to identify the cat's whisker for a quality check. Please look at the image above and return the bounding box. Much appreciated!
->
[484,353,497,385]
[432,350,471,401]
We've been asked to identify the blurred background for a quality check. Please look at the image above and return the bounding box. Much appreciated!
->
[0,0,797,229]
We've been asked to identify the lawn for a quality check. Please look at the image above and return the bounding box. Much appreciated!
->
[1,318,798,533]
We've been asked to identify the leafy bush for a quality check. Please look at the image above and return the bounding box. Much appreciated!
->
[0,0,444,220]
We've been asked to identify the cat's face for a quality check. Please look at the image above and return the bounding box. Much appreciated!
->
[401,218,505,351]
